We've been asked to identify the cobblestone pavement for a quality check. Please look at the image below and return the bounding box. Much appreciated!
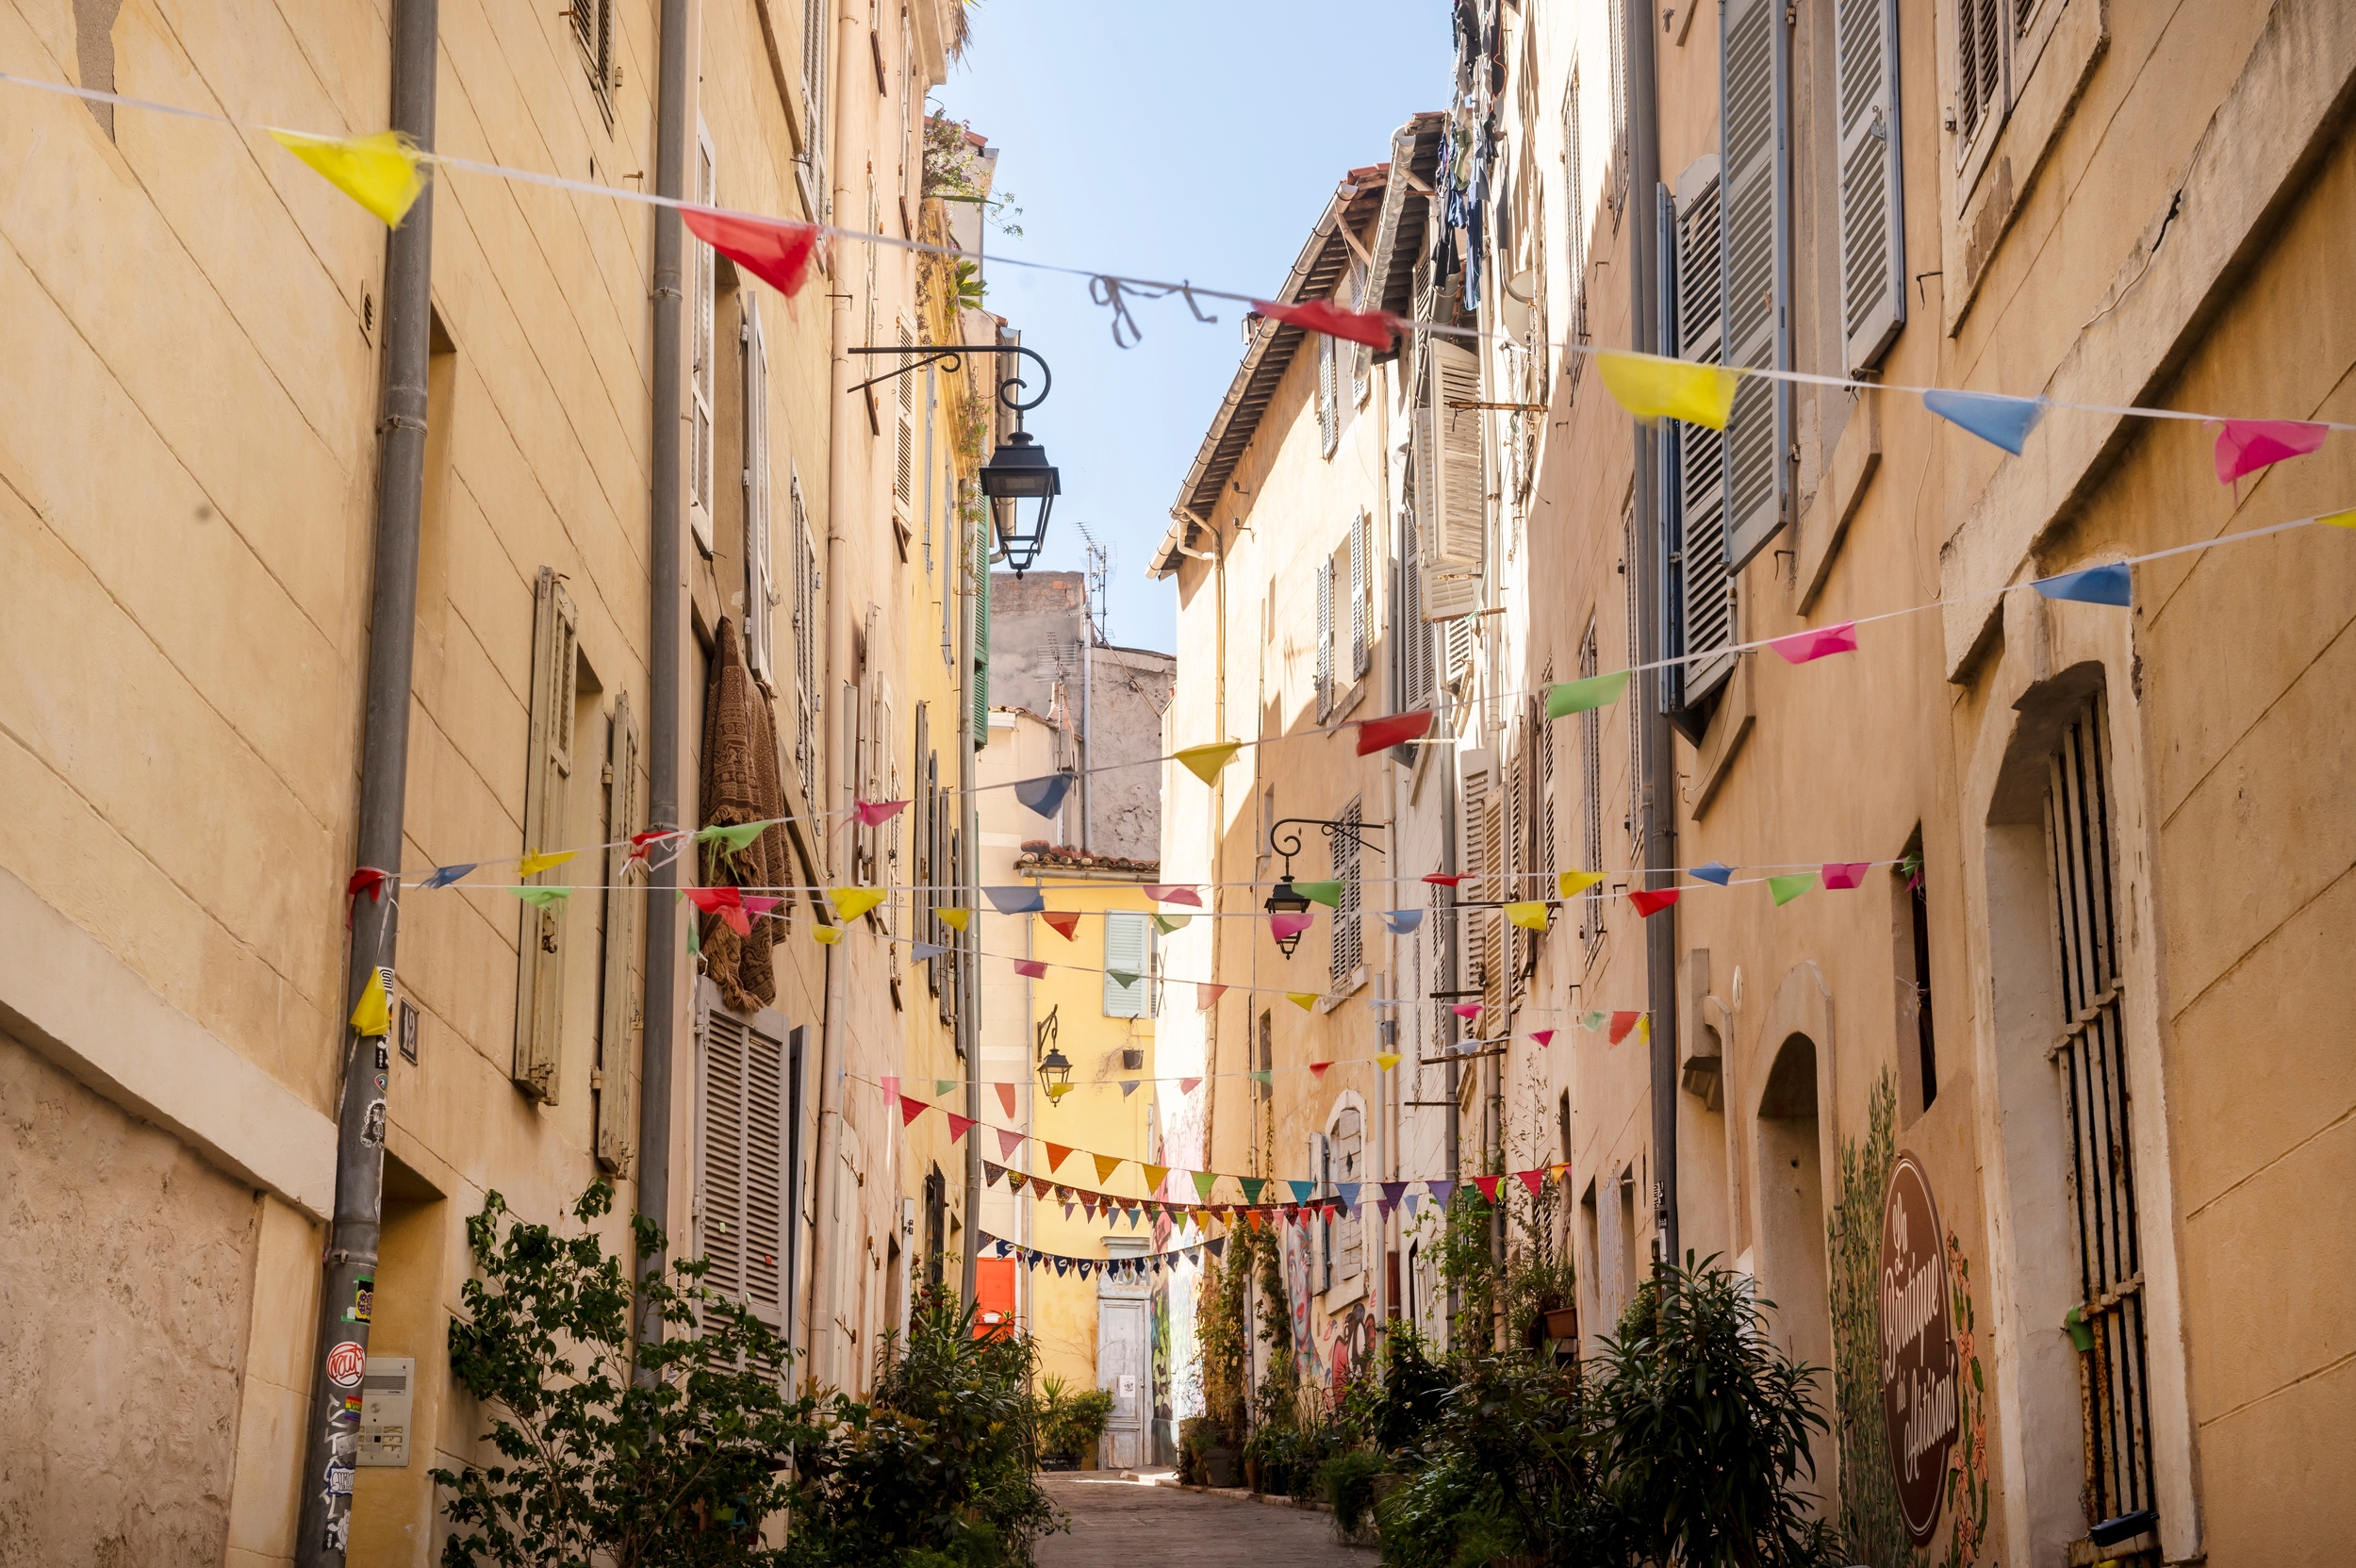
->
[1033,1474,1367,1567]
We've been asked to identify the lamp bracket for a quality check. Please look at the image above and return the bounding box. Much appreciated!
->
[847,343,1052,413]
[1266,816,1389,875]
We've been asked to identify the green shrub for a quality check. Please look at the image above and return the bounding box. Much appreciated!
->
[1320,1447,1391,1543]
[1036,1376,1114,1467]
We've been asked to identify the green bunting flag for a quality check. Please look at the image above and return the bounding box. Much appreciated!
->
[1545,669,1630,718]
[1769,872,1820,905]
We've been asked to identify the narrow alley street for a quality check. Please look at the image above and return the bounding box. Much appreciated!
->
[1035,1476,1366,1568]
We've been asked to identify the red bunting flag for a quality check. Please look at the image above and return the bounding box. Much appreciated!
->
[1309,1062,1332,1079]
[1014,960,1047,979]
[947,1113,974,1144]
[1250,295,1401,351]
[996,1082,1018,1118]
[1451,1002,1483,1019]
[1608,1011,1643,1045]
[347,867,390,903]
[628,828,676,862]
[1529,1030,1557,1047]
[684,885,745,912]
[1356,709,1434,754]
[1041,910,1081,940]
[1517,1169,1547,1197]
[1179,1077,1202,1095]
[898,1095,928,1127]
[1472,1175,1504,1203]
[1423,872,1464,887]
[681,206,822,296]
[1628,888,1680,917]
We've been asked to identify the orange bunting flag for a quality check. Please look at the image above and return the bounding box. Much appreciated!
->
[1607,1011,1642,1046]
[1041,910,1082,940]
[681,206,822,296]
[1045,1143,1077,1173]
[270,129,428,226]
[996,1082,1019,1117]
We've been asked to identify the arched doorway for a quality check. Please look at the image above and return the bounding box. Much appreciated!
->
[1754,1032,1833,1424]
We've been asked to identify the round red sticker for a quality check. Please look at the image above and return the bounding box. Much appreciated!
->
[326,1341,367,1388]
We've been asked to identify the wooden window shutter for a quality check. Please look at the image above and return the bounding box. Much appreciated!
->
[1672,157,1738,707]
[1318,330,1340,457]
[1720,0,1793,571]
[1579,623,1606,950]
[790,476,822,797]
[1459,751,1503,1017]
[1836,0,1906,372]
[698,999,789,1329]
[743,296,776,682]
[597,692,642,1173]
[1314,555,1335,721]
[1957,0,2003,154]
[1103,911,1150,1018]
[893,319,917,515]
[1349,512,1370,681]
[515,566,577,1102]
[690,129,717,554]
[1330,797,1362,989]
[1427,341,1487,567]
[1623,505,1646,867]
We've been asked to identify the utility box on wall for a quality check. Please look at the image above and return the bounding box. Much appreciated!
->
[358,1356,414,1467]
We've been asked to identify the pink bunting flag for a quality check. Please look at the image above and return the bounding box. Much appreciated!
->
[681,206,822,296]
[1040,910,1082,940]
[1769,621,1859,664]
[1451,1002,1483,1019]
[1145,884,1203,907]
[743,895,782,916]
[880,1075,899,1104]
[947,1113,974,1144]
[1530,1030,1557,1048]
[1822,862,1870,890]
[1179,1077,1203,1095]
[997,1127,1025,1160]
[898,1095,928,1128]
[1250,295,1400,351]
[853,798,909,826]
[1196,982,1227,1010]
[996,1082,1018,1118]
[1271,912,1314,940]
[1608,1011,1643,1045]
[1014,960,1047,979]
[2215,419,2328,485]
[1517,1169,1547,1197]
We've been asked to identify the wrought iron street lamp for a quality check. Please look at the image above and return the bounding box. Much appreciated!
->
[848,340,1060,575]
[1034,1004,1071,1102]
[1261,817,1387,960]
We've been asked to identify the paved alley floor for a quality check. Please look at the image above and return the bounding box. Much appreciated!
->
[1033,1473,1367,1567]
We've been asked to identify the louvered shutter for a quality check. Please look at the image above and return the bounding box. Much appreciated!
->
[1459,751,1503,1017]
[516,567,577,1102]
[1837,0,1906,371]
[743,297,776,682]
[1330,799,1362,989]
[1957,0,2002,153]
[893,319,917,517]
[690,129,717,554]
[1349,512,1369,681]
[1427,342,1487,566]
[1335,1106,1363,1280]
[1721,0,1793,571]
[1314,555,1335,720]
[1104,912,1150,1017]
[699,999,789,1329]
[972,519,991,745]
[1672,158,1738,706]
[597,692,641,1173]
[1319,331,1340,456]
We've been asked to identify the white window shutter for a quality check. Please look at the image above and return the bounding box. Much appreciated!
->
[597,692,641,1172]
[1837,0,1906,372]
[698,1001,789,1329]
[1335,1107,1363,1280]
[1103,912,1150,1018]
[1314,556,1335,721]
[743,297,776,682]
[516,567,577,1103]
[1720,0,1793,571]
[1349,513,1369,681]
[690,129,717,554]
[1426,341,1487,567]
[1673,157,1738,708]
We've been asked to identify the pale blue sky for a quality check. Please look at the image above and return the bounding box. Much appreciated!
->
[936,0,1447,653]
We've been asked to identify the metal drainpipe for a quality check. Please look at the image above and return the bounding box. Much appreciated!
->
[294,0,435,1557]
[1625,0,1679,1274]
[634,0,689,1357]
[804,0,860,1382]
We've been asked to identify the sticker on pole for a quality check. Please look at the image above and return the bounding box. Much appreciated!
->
[326,1341,368,1388]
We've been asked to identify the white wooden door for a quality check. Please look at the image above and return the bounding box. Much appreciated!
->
[1096,1296,1148,1470]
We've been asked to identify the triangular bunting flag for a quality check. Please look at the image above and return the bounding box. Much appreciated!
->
[2215,419,2329,484]
[947,1114,974,1144]
[420,863,476,889]
[1173,742,1243,785]
[1629,888,1679,917]
[1924,388,2047,454]
[270,128,429,226]
[1142,1164,1169,1194]
[1145,884,1204,907]
[1822,862,1870,890]
[2035,562,2133,606]
[1594,349,1739,428]
[937,907,972,932]
[996,1082,1019,1118]
[1690,861,1735,886]
[1529,1030,1556,1048]
[1545,669,1630,718]
[1045,1143,1076,1173]
[1288,992,1319,1012]
[1309,1061,1332,1079]
[1094,1153,1123,1185]
[1041,910,1082,940]
[1382,909,1425,933]
[1178,1078,1202,1095]
[1192,1171,1218,1201]
[1769,872,1819,905]
[1518,1169,1547,1197]
[1558,870,1605,898]
[985,884,1046,915]
[1013,772,1077,818]
[349,969,392,1037]
[984,1161,1005,1186]
[514,886,570,909]
[1376,1051,1401,1071]
[1357,710,1434,753]
[1196,983,1227,1010]
[828,886,887,921]
[1250,294,1400,350]
[1238,1177,1266,1205]
[996,1127,1025,1160]
[1288,1180,1317,1205]
[680,206,822,296]
[1013,960,1047,979]
[898,1095,928,1127]
[1472,1175,1504,1203]
[1506,900,1549,931]
[1293,881,1343,908]
[1120,1079,1141,1097]
[1769,622,1859,664]
[519,850,577,878]
[852,798,909,826]
[1608,1011,1642,1045]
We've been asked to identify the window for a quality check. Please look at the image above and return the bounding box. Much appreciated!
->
[1461,751,1503,1016]
[790,474,821,801]
[1720,0,1794,570]
[595,691,641,1172]
[1396,501,1434,708]
[1318,1132,1334,1293]
[922,1164,947,1287]
[1667,156,1738,715]
[799,0,830,216]
[569,0,614,124]
[1897,828,1936,1112]
[892,318,917,525]
[1332,1105,1363,1283]
[1414,341,1486,620]
[516,566,579,1101]
[1837,0,1906,371]
[1330,797,1363,990]
[1526,680,1556,976]
[1348,259,1373,408]
[699,999,789,1334]
[2042,702,2156,1527]
[1606,0,1629,217]
[1622,506,1645,867]
[1349,511,1371,684]
[1578,620,1605,952]
[1104,911,1152,1018]
[689,130,719,557]
[1317,299,1343,457]
[742,295,776,682]
[1955,0,2005,160]
[1314,553,1336,721]
[1560,64,1589,394]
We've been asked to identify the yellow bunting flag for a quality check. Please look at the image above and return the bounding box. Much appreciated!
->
[349,970,391,1037]
[1376,1052,1401,1072]
[1173,740,1244,784]
[270,129,429,227]
[937,907,971,932]
[1094,1153,1123,1185]
[812,925,843,945]
[1288,992,1319,1012]
[1505,900,1549,932]
[829,886,887,921]
[1594,350,1740,430]
[1638,1015,1652,1046]
[1558,870,1605,898]
[1046,1082,1076,1102]
[1142,1164,1170,1194]
[518,849,576,878]
[2324,508,2356,528]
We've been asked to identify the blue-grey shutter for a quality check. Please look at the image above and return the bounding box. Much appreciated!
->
[1720,0,1793,571]
[1837,0,1905,372]
[1673,158,1736,708]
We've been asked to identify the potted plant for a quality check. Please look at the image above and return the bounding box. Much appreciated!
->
[1036,1375,1113,1470]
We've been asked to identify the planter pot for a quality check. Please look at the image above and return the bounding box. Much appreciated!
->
[1204,1447,1238,1489]
[1544,1307,1580,1342]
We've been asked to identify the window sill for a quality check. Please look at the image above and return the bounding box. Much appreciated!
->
[1689,656,1754,822]
[1326,679,1368,725]
[1795,387,1881,613]
[1316,968,1369,1014]
[1322,1272,1366,1310]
